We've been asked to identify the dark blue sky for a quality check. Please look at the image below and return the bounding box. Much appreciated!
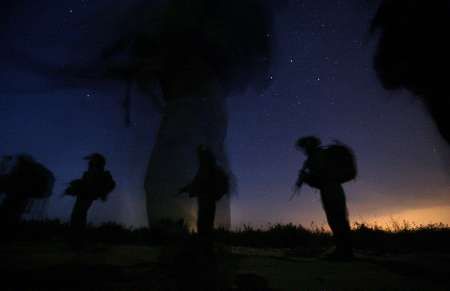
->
[1,0,449,228]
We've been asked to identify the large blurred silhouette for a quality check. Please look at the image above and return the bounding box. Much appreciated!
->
[65,153,115,246]
[87,0,279,229]
[1,1,279,229]
[294,136,356,260]
[178,145,230,247]
[0,154,54,227]
[371,0,450,143]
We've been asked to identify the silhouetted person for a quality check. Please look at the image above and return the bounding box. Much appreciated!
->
[294,136,357,260]
[0,154,54,229]
[178,145,230,249]
[65,153,115,245]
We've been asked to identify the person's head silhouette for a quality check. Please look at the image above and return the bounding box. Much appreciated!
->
[197,145,216,167]
[295,136,321,156]
[84,153,106,171]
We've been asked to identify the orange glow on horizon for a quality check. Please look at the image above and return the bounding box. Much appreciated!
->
[351,205,450,230]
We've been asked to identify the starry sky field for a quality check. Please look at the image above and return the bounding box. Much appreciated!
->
[1,0,449,228]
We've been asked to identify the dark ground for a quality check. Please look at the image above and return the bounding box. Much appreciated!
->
[1,221,450,290]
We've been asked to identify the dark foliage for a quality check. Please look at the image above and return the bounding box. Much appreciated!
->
[216,223,331,250]
[352,222,450,254]
[371,0,450,143]
[6,220,450,255]
[103,0,280,97]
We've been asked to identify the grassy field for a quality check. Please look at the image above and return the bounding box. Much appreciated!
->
[1,220,450,290]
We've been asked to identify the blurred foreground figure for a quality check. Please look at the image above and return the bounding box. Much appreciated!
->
[293,136,357,260]
[65,153,115,243]
[178,145,230,248]
[0,154,54,228]
[371,0,450,143]
[42,0,281,230]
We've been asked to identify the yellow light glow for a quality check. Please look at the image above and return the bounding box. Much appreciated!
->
[353,205,450,229]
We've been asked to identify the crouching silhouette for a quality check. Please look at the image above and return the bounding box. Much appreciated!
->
[0,154,54,229]
[293,136,357,260]
[177,145,230,248]
[65,153,115,246]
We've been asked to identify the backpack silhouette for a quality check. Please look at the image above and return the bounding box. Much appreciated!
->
[322,142,357,184]
[65,171,115,200]
[303,142,357,189]
[3,155,54,199]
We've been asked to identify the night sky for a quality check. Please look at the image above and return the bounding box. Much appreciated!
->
[1,0,449,228]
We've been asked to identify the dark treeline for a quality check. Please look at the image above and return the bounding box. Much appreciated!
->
[7,219,450,255]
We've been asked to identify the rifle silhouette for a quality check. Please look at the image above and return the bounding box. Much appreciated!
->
[289,169,306,201]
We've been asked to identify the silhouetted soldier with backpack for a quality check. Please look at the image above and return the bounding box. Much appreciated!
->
[178,145,230,247]
[293,136,357,260]
[65,153,115,245]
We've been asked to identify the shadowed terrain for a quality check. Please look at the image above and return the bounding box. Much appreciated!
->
[1,220,449,290]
